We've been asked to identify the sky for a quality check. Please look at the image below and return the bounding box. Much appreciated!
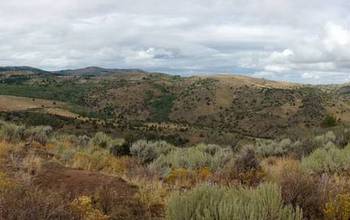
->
[1,0,350,84]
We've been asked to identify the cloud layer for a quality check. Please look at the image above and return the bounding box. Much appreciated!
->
[1,0,350,83]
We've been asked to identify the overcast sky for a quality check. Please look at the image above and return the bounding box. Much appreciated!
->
[1,0,350,83]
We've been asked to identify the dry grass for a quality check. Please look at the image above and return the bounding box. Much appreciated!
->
[261,157,299,182]
[0,95,84,119]
[126,176,168,217]
[21,153,43,176]
[209,74,300,89]
[0,141,11,160]
[0,95,65,111]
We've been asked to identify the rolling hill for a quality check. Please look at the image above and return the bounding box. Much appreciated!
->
[0,66,349,144]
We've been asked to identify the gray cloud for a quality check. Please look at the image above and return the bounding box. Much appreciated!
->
[0,0,350,83]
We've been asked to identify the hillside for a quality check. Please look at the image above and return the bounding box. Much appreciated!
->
[2,67,350,219]
[0,66,348,144]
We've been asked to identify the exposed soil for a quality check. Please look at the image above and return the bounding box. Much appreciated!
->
[33,162,150,220]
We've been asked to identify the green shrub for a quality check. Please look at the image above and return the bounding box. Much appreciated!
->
[255,138,301,157]
[166,183,302,220]
[130,140,175,164]
[234,146,260,173]
[301,144,350,174]
[90,132,112,149]
[151,147,211,174]
[77,135,90,147]
[333,128,350,147]
[0,121,53,145]
[314,131,336,145]
[25,126,52,145]
[195,143,222,155]
[147,92,175,122]
[149,144,233,176]
[255,131,338,159]
[89,132,123,152]
[0,121,25,143]
[322,115,337,127]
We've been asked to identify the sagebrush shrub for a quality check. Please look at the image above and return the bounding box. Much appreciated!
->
[130,140,175,164]
[25,126,52,145]
[301,144,350,174]
[314,131,336,145]
[234,146,260,173]
[90,132,112,149]
[333,128,350,147]
[0,121,53,145]
[0,121,25,143]
[255,138,291,157]
[166,183,302,220]
[149,144,233,176]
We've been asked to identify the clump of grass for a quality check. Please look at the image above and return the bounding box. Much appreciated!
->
[0,121,25,143]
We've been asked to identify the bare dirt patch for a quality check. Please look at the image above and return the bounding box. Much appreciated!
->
[33,162,149,219]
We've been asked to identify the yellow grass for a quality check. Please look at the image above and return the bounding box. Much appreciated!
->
[0,141,11,159]
[261,157,299,182]
[0,95,85,119]
[0,95,64,111]
[43,107,80,119]
[207,74,300,89]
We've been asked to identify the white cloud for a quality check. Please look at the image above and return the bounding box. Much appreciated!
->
[264,65,290,73]
[267,49,294,63]
[302,72,320,79]
[0,0,350,83]
[324,22,350,51]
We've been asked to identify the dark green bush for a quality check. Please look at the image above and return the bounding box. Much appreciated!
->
[321,115,337,127]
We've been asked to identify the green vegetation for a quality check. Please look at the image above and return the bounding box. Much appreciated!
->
[130,140,175,164]
[150,143,233,175]
[302,144,350,174]
[167,183,302,220]
[0,75,30,84]
[2,120,350,219]
[322,114,337,127]
[144,83,176,122]
[0,82,93,106]
[149,93,175,122]
[0,121,51,144]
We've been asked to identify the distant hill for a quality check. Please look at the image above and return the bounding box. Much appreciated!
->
[0,66,349,144]
[0,66,50,74]
[53,66,148,76]
[0,66,148,76]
